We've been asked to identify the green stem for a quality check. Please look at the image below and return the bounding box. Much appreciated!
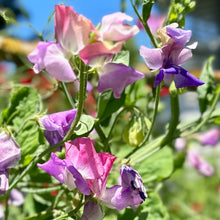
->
[94,122,111,153]
[60,81,76,109]
[130,0,158,48]
[125,85,161,158]
[181,89,220,138]
[160,88,180,147]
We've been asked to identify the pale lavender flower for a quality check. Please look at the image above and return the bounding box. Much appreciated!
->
[8,189,24,206]
[199,129,220,146]
[38,109,77,147]
[140,25,204,88]
[187,150,214,176]
[174,138,187,150]
[0,131,21,194]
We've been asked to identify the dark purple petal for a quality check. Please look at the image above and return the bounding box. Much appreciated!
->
[173,66,204,88]
[0,170,9,195]
[153,69,164,87]
[66,163,91,195]
[166,26,192,46]
[97,63,144,98]
[37,153,66,184]
[82,198,104,220]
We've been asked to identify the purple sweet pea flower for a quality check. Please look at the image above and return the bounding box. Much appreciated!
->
[0,131,21,195]
[140,25,204,88]
[199,129,220,146]
[187,150,214,176]
[100,165,147,210]
[97,62,145,98]
[38,109,77,147]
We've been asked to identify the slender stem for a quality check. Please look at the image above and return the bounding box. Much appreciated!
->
[60,81,76,109]
[160,88,179,147]
[181,88,220,138]
[130,0,158,48]
[94,122,111,153]
[125,85,161,158]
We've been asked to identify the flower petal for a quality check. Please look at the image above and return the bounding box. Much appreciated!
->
[65,138,104,180]
[173,66,204,88]
[166,26,192,46]
[55,5,94,54]
[97,63,144,98]
[0,170,9,195]
[199,129,220,146]
[140,46,163,70]
[100,12,139,42]
[153,69,164,87]
[0,131,21,169]
[37,153,66,184]
[82,199,104,220]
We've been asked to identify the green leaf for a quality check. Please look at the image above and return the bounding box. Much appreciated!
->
[74,114,95,136]
[112,50,130,66]
[142,0,155,22]
[2,86,44,160]
[135,147,174,183]
[97,90,125,123]
[197,56,216,114]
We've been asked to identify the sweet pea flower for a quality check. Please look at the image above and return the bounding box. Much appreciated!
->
[187,150,214,176]
[38,137,147,220]
[28,5,94,82]
[38,109,77,147]
[0,131,21,194]
[79,54,145,99]
[199,129,220,146]
[140,25,204,88]
[174,137,187,151]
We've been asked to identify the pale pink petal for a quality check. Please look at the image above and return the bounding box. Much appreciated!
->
[100,12,139,42]
[170,46,192,65]
[55,5,95,54]
[65,138,104,179]
[140,46,163,69]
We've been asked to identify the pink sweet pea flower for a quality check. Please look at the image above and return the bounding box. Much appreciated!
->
[0,131,21,194]
[98,12,139,42]
[199,129,220,146]
[28,5,94,82]
[187,150,214,176]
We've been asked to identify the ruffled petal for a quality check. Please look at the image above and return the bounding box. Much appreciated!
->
[0,131,21,169]
[0,170,9,195]
[65,138,104,180]
[173,66,204,88]
[55,5,94,54]
[37,153,66,184]
[97,63,144,98]
[140,46,163,70]
[100,12,139,42]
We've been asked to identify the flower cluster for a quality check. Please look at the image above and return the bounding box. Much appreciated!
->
[38,137,147,219]
[28,5,144,98]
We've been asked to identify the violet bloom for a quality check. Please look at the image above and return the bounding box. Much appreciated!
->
[79,54,145,99]
[0,131,21,194]
[38,109,77,147]
[140,25,204,88]
[187,150,214,176]
[199,129,220,146]
[28,5,94,82]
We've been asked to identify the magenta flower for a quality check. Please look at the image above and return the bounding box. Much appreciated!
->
[187,150,214,176]
[0,131,21,194]
[28,5,94,82]
[140,25,204,88]
[38,109,77,147]
[199,129,220,146]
